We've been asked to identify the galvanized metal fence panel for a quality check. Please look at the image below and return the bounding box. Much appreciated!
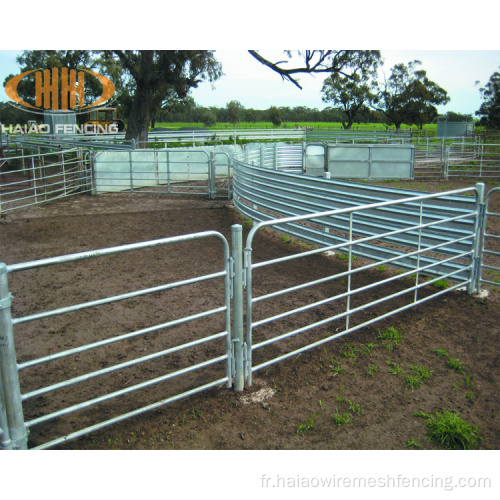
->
[13,133,135,152]
[238,178,483,384]
[243,142,303,171]
[0,231,234,449]
[93,149,232,199]
[233,161,480,283]
[413,136,481,179]
[304,143,415,179]
[445,143,500,179]
[0,148,92,214]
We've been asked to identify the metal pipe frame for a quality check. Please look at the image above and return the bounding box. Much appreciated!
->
[2,230,233,449]
[0,148,92,214]
[92,149,232,199]
[241,180,483,387]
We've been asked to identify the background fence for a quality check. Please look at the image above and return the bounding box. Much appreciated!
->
[93,148,234,198]
[446,143,500,179]
[0,148,91,214]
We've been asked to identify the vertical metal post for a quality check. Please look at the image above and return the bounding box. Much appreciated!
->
[167,150,171,193]
[444,145,449,179]
[471,183,486,294]
[31,155,38,204]
[61,150,67,196]
[154,150,159,186]
[346,213,353,331]
[231,225,245,391]
[0,264,28,449]
[208,152,216,199]
[129,151,134,192]
[0,367,13,449]
[415,201,424,302]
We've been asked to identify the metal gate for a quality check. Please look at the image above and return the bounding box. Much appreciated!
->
[479,187,500,290]
[92,149,232,199]
[0,230,237,449]
[0,147,91,214]
[238,182,484,385]
[445,143,500,179]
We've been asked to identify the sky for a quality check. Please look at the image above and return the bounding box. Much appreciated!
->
[1,49,498,118]
[0,3,498,118]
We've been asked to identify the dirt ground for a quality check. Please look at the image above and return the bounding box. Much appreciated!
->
[0,178,498,451]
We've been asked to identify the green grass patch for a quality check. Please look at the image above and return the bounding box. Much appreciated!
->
[415,410,482,450]
[377,327,403,349]
[297,414,319,434]
[447,357,465,374]
[433,279,449,290]
[405,364,432,391]
[332,409,351,426]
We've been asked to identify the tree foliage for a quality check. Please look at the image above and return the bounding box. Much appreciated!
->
[321,72,378,129]
[476,67,500,129]
[111,50,222,144]
[373,60,450,130]
[226,100,244,126]
[4,50,223,145]
[268,106,282,127]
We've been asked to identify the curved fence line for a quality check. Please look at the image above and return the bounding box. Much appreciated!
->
[233,160,480,283]
[233,160,485,386]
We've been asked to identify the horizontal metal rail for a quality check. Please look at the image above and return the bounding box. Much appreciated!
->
[0,148,91,214]
[93,149,232,198]
[2,230,232,449]
[13,134,135,152]
[234,161,479,282]
[30,377,228,450]
[240,167,482,385]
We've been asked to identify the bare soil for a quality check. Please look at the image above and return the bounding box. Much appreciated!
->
[0,178,498,451]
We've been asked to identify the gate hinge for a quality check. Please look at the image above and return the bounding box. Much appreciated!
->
[228,257,235,298]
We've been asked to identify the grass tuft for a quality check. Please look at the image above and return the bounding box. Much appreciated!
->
[423,410,481,450]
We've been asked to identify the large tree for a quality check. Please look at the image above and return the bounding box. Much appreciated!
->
[373,60,449,130]
[476,67,500,130]
[112,51,222,145]
[321,72,378,129]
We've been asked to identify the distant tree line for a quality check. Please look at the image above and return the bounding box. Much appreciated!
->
[153,99,473,129]
[154,99,384,127]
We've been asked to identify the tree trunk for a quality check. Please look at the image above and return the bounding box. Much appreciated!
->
[124,51,155,148]
[125,89,152,147]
